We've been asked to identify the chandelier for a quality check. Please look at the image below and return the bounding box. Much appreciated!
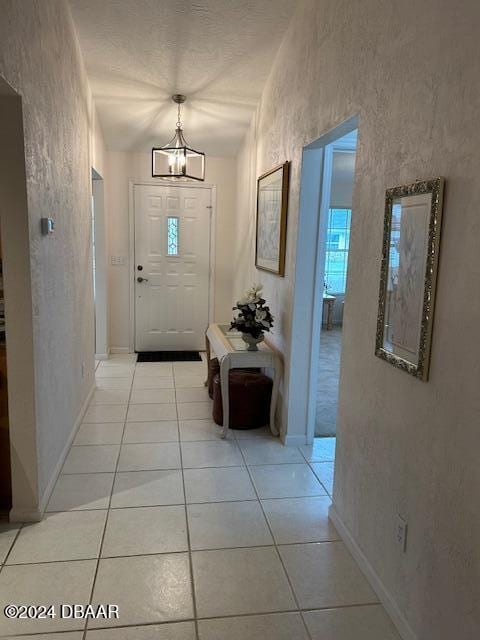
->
[151,94,205,181]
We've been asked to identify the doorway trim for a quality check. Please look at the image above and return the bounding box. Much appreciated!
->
[286,116,358,445]
[127,180,217,353]
[92,169,109,360]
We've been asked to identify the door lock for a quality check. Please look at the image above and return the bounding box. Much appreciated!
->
[137,276,149,283]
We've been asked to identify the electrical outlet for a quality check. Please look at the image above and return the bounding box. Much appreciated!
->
[396,515,408,552]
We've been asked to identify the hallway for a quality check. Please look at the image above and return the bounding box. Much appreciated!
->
[1,1,479,637]
[0,355,399,639]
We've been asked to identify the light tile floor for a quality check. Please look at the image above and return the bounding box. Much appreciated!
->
[0,354,401,639]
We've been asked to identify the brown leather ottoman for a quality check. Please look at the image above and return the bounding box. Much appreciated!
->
[212,370,272,429]
[207,357,260,399]
[207,357,220,398]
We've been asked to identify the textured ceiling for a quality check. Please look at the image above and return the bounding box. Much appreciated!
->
[69,0,297,156]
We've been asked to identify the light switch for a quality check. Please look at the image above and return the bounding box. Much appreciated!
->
[41,218,55,235]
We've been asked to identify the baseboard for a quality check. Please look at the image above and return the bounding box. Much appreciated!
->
[95,352,110,360]
[283,433,307,446]
[9,506,43,523]
[36,382,96,518]
[329,504,417,640]
[110,346,131,354]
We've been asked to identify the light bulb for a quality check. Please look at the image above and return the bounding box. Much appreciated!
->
[167,151,185,174]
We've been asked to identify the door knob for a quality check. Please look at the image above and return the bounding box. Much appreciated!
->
[137,276,149,283]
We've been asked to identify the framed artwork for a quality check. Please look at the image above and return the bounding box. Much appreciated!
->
[375,177,445,380]
[255,161,290,276]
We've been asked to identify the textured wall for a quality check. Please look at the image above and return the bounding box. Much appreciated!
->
[234,1,480,637]
[69,0,296,156]
[106,152,237,351]
[0,0,99,507]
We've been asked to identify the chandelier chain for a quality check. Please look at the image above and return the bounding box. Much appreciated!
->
[176,102,182,129]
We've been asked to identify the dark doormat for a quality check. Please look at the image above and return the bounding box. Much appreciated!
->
[136,351,202,362]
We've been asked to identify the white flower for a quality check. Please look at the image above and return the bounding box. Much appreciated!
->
[239,289,256,305]
[250,285,263,300]
[236,283,265,307]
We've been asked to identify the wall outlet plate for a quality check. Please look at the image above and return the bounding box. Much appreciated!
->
[396,514,408,552]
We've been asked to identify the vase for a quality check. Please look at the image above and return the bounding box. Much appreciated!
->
[241,333,264,351]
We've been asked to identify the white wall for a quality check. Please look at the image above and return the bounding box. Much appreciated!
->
[330,151,355,209]
[106,152,237,351]
[233,112,259,299]
[234,1,480,637]
[0,0,106,518]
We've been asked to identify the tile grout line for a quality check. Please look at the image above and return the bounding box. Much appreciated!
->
[297,442,335,497]
[175,376,200,640]
[3,538,346,568]
[0,524,25,579]
[81,359,135,640]
[74,435,274,444]
[307,461,332,497]
[60,462,334,476]
[236,439,314,640]
[0,603,385,638]
[44,492,332,517]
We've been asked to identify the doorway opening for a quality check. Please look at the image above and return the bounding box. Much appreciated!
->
[91,169,108,360]
[314,130,357,437]
[0,77,38,520]
[287,116,358,483]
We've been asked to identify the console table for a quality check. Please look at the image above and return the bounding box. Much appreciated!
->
[205,323,282,439]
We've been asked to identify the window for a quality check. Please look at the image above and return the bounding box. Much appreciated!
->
[383,202,402,292]
[324,208,351,293]
[326,232,341,251]
[167,216,179,256]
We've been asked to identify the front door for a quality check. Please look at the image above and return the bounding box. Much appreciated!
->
[134,184,211,351]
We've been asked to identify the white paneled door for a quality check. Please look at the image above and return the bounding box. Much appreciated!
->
[134,184,212,351]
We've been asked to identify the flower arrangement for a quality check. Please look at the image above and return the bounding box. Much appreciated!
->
[230,284,274,339]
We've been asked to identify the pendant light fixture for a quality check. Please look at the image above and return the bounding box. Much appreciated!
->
[152,94,205,181]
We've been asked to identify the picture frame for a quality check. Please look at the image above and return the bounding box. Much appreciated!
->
[255,161,290,276]
[375,177,445,381]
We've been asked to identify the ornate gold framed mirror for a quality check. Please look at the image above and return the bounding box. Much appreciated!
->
[375,177,445,380]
